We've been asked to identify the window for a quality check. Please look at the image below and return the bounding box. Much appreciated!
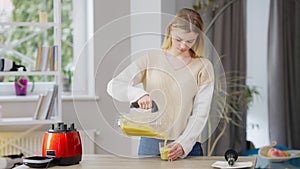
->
[0,0,95,97]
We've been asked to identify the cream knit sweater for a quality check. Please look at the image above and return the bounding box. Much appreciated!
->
[107,49,214,157]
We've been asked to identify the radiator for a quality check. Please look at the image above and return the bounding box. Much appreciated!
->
[0,130,96,156]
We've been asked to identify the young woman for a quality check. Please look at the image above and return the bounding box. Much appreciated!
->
[107,8,214,160]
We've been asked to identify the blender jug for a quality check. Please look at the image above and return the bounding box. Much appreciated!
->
[118,101,166,139]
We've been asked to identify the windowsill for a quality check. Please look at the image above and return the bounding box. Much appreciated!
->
[0,95,39,102]
[0,94,99,102]
[0,83,98,102]
[62,94,99,101]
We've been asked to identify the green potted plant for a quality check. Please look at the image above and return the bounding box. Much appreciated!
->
[14,75,35,96]
[206,71,260,156]
[62,69,73,92]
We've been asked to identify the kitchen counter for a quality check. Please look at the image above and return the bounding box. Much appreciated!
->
[19,154,257,169]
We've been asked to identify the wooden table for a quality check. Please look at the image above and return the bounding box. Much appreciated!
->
[23,154,256,169]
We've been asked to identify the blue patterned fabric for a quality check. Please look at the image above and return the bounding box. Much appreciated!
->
[241,145,300,168]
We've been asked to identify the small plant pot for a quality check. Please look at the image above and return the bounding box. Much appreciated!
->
[62,77,71,92]
[14,79,28,96]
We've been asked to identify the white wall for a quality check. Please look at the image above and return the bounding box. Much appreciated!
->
[83,0,176,156]
[175,0,194,12]
[130,0,162,56]
[130,0,162,155]
[91,0,132,156]
[246,0,270,147]
[129,0,177,155]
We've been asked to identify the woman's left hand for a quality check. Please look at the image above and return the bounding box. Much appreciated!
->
[168,143,184,161]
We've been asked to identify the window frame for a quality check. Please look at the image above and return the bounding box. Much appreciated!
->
[71,0,95,97]
[0,0,95,98]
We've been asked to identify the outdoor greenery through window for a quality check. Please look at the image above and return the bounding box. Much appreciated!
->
[0,0,73,83]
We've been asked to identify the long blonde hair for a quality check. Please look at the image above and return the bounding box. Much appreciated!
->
[162,8,205,58]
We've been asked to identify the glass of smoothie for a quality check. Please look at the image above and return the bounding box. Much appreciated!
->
[159,142,171,161]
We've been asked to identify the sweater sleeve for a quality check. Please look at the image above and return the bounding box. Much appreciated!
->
[107,54,149,103]
[174,59,215,158]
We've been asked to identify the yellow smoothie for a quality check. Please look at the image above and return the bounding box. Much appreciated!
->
[121,125,165,137]
[120,119,166,138]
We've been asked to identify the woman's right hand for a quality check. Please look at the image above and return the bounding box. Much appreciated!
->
[137,94,152,110]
